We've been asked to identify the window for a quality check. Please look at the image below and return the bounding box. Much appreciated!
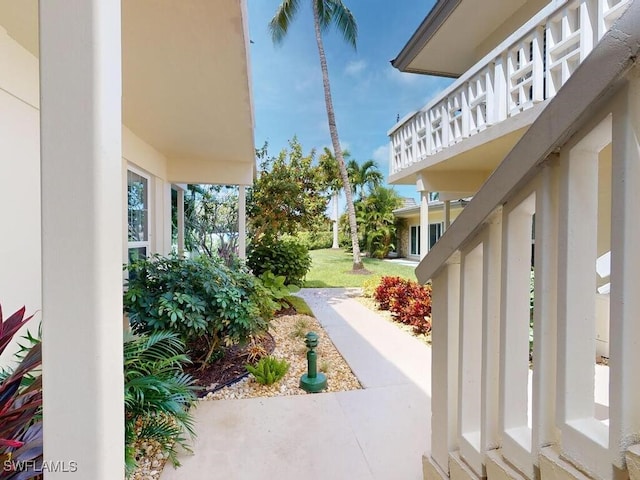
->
[410,225,421,256]
[429,222,444,249]
[127,169,149,261]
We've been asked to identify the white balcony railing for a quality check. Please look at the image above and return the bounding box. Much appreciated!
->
[418,3,640,479]
[389,0,631,177]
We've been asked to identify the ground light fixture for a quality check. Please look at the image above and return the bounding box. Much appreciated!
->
[299,331,327,393]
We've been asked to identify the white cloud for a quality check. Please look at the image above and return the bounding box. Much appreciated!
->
[345,59,367,76]
[372,144,390,175]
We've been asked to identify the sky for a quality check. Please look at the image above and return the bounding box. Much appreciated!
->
[246,0,453,202]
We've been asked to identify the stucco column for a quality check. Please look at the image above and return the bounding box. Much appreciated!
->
[430,259,461,474]
[610,69,640,468]
[420,191,430,259]
[332,192,339,249]
[177,188,185,257]
[238,185,247,259]
[39,1,124,478]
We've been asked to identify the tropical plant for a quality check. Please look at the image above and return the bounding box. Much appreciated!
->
[124,331,199,477]
[0,306,43,480]
[373,276,432,335]
[270,0,364,271]
[257,271,301,311]
[247,237,312,287]
[347,159,383,201]
[354,186,402,258]
[361,275,383,298]
[245,356,290,385]
[124,255,271,366]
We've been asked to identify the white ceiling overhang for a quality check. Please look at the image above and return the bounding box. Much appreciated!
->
[0,0,255,182]
[392,0,539,77]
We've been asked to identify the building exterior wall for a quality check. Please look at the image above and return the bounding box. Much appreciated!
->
[396,220,410,258]
[396,202,466,260]
[0,28,42,364]
[0,27,174,364]
[122,126,173,262]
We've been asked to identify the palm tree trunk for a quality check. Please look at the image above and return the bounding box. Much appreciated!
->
[312,1,363,270]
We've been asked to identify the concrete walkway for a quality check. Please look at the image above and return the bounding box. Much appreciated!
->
[161,288,432,480]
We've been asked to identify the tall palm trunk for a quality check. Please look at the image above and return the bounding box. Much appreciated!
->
[312,1,363,270]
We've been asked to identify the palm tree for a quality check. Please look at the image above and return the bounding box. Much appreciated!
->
[270,0,364,270]
[355,185,402,258]
[347,159,384,201]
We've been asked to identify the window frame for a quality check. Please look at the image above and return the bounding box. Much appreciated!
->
[127,166,151,261]
[410,224,421,256]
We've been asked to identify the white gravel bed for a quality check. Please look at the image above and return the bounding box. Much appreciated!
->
[203,313,361,400]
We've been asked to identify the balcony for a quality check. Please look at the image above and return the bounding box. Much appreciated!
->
[388,0,631,179]
[416,2,640,479]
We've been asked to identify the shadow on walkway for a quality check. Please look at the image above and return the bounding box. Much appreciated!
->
[161,288,432,480]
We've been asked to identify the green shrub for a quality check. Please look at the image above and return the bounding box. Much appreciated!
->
[257,271,300,311]
[124,255,272,365]
[293,231,334,250]
[245,356,290,385]
[362,275,383,298]
[124,331,199,476]
[247,237,311,286]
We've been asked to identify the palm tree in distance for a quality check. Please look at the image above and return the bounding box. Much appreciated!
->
[270,0,364,271]
[347,159,384,201]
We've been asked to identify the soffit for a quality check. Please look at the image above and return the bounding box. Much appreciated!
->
[0,0,255,171]
[393,0,530,77]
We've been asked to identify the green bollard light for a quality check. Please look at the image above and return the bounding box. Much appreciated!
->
[299,331,327,393]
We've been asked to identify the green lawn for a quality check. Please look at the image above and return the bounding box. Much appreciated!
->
[304,249,417,288]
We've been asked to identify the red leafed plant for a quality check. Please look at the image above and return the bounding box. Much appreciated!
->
[373,276,432,335]
[373,276,407,310]
[0,305,43,480]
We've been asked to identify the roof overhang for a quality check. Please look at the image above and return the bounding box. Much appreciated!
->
[391,0,541,77]
[0,0,255,182]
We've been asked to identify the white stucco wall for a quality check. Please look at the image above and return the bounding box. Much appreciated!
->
[0,27,174,365]
[123,126,173,260]
[0,28,41,363]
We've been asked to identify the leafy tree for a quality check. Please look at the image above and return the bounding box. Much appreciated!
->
[183,184,239,265]
[247,139,328,241]
[270,0,364,271]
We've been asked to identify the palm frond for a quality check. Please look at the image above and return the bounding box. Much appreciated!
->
[325,0,357,49]
[269,0,302,44]
[124,330,198,476]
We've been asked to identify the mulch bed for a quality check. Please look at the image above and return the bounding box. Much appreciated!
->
[184,324,277,397]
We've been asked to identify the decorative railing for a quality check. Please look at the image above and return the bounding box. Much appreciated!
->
[389,0,631,177]
[417,3,640,479]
